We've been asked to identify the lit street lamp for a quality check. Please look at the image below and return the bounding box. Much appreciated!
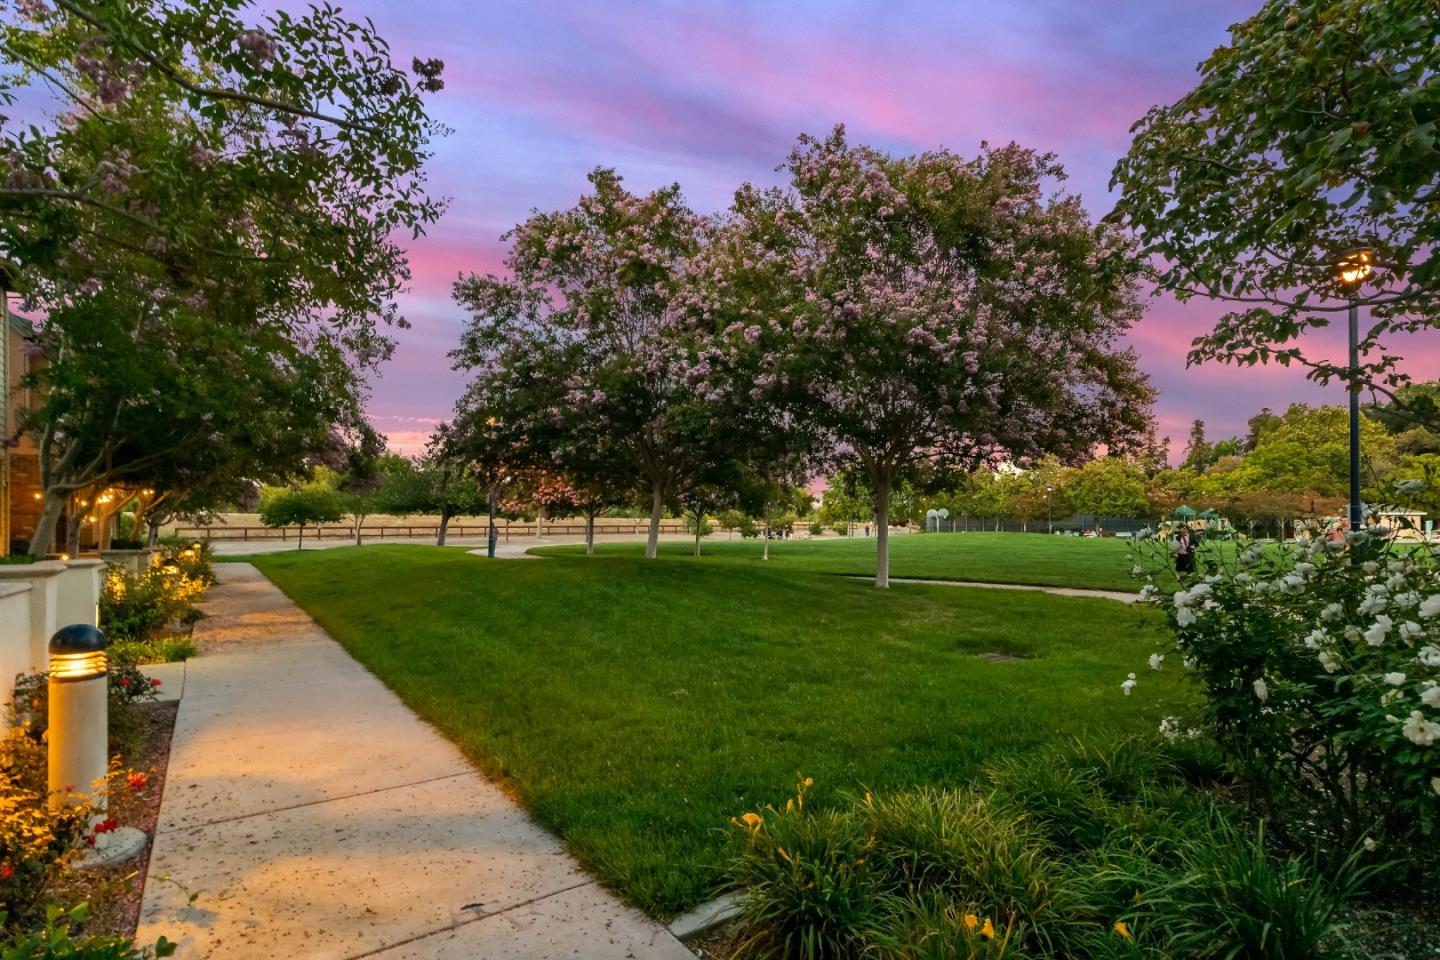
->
[1336,249,1373,553]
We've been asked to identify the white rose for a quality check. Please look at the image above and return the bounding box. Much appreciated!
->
[1401,710,1440,747]
[1318,650,1341,674]
[1420,682,1440,708]
[1149,654,1164,671]
[1419,594,1440,619]
[1384,672,1407,686]
[1364,616,1393,647]
[1417,645,1440,667]
[1253,678,1268,702]
[1176,607,1197,628]
[1320,602,1344,622]
[1399,621,1424,643]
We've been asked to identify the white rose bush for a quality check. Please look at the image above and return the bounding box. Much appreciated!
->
[1127,524,1440,856]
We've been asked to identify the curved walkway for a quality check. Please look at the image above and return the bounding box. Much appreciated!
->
[846,575,1139,603]
[137,563,690,960]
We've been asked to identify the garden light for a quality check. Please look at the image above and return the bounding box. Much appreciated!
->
[1335,247,1377,553]
[47,624,109,810]
[160,558,180,576]
[1336,248,1372,287]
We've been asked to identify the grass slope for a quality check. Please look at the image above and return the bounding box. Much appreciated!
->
[536,531,1143,592]
[250,544,1179,918]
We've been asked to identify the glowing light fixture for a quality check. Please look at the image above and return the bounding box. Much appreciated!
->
[48,624,110,810]
[1337,249,1372,287]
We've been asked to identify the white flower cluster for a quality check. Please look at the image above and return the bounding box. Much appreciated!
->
[1131,532,1440,799]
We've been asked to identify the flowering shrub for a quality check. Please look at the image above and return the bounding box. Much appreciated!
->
[99,565,206,645]
[1125,525,1440,855]
[0,732,89,930]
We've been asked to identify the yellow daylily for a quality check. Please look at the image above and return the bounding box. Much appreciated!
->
[980,918,995,940]
[962,913,979,931]
[1113,920,1132,939]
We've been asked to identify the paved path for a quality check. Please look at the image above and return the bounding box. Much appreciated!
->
[137,563,692,960]
[847,575,1139,603]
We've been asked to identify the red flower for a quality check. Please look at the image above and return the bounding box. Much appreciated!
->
[149,678,162,687]
[1,864,13,879]
[118,677,131,687]
[93,817,118,835]
[127,771,148,793]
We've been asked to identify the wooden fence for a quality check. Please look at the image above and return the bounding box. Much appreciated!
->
[175,519,692,542]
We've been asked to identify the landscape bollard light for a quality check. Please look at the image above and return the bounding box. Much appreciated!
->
[47,624,109,812]
[160,558,180,577]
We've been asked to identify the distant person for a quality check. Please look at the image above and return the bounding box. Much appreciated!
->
[864,525,871,537]
[1174,526,1196,577]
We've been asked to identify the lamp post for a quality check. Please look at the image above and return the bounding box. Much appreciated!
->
[1046,485,1054,534]
[1336,249,1373,555]
[48,624,109,811]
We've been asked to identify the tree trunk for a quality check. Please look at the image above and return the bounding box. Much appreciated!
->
[645,485,663,559]
[693,513,702,557]
[436,510,452,546]
[875,478,892,588]
[353,515,364,546]
[66,510,82,557]
[147,518,161,547]
[297,525,305,551]
[763,518,770,561]
[536,505,544,539]
[28,492,66,557]
[585,510,595,556]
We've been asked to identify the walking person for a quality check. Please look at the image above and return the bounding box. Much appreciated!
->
[1174,525,1196,578]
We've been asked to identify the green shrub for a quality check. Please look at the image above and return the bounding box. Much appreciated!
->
[2,904,174,958]
[738,517,759,539]
[0,734,89,931]
[107,637,197,666]
[1159,816,1363,960]
[725,746,1364,960]
[727,781,882,960]
[99,564,206,645]
[1127,528,1440,856]
[807,521,824,537]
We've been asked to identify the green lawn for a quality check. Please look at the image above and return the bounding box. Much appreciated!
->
[537,531,1143,591]
[249,544,1182,918]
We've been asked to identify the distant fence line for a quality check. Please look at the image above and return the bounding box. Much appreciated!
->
[924,516,1152,535]
[176,518,692,542]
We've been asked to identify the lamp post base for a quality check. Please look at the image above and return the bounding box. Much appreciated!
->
[74,826,147,870]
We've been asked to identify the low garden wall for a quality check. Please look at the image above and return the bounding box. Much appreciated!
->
[0,557,105,731]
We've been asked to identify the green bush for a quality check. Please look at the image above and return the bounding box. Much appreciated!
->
[1,904,174,958]
[106,637,197,666]
[724,743,1360,960]
[0,734,89,931]
[98,564,206,645]
[808,521,824,537]
[1127,528,1440,856]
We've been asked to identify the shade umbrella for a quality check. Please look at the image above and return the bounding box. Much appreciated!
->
[1197,508,1221,520]
[1172,505,1197,520]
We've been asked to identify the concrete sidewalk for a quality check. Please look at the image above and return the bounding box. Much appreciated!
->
[137,564,691,960]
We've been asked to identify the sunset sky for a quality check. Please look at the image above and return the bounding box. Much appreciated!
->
[307,1,1434,453]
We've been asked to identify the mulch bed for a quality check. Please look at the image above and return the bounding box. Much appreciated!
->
[59,699,179,938]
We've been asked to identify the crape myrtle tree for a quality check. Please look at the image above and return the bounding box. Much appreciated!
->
[0,0,444,553]
[453,169,735,560]
[1111,0,1440,425]
[693,128,1154,586]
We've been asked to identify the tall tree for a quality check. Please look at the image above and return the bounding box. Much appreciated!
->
[1111,0,1440,421]
[1,0,444,553]
[453,169,733,560]
[699,128,1154,586]
[1181,419,1214,474]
